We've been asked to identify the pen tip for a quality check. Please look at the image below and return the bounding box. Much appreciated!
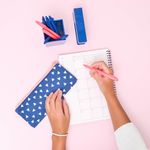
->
[35,21,39,24]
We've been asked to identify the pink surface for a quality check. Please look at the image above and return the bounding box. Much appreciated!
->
[0,0,150,149]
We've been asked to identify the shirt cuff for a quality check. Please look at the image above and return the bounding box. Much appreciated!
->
[114,122,148,150]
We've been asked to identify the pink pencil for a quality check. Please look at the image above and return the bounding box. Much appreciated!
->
[35,21,61,39]
[83,64,119,81]
[42,29,58,40]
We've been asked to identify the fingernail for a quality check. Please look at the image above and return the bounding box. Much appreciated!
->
[91,70,95,74]
[91,70,95,77]
[57,89,59,94]
[57,89,62,94]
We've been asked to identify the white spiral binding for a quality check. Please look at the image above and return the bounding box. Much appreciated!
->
[106,50,117,94]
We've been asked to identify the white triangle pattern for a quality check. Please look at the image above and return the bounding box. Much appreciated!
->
[18,64,76,127]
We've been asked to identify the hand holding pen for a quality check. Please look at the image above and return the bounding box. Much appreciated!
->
[84,61,118,96]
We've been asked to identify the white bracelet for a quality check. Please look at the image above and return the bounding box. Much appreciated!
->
[52,132,68,137]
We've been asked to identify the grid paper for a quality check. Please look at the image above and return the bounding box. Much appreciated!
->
[59,49,111,125]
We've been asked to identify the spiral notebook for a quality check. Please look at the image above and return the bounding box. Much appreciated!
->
[59,49,116,125]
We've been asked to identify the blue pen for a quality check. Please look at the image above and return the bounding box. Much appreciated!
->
[44,36,51,44]
[45,16,55,31]
[49,16,54,21]
[49,16,60,35]
[42,16,47,25]
[42,16,51,44]
[57,35,68,40]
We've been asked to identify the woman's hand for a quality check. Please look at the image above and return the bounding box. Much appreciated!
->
[45,90,70,134]
[89,61,115,97]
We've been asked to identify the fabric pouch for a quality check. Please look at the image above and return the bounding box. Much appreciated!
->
[15,63,77,127]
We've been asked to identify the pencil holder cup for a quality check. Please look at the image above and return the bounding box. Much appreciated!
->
[43,19,66,47]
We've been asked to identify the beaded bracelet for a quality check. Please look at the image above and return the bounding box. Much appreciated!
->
[52,132,68,137]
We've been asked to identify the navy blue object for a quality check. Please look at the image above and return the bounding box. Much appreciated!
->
[15,63,77,128]
[45,16,55,31]
[49,16,60,35]
[42,17,51,44]
[44,37,51,44]
[42,16,46,25]
[73,8,87,45]
[57,34,68,40]
[43,19,66,42]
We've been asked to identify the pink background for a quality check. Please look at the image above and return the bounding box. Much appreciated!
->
[0,0,150,149]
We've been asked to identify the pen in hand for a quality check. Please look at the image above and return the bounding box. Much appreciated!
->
[83,64,119,81]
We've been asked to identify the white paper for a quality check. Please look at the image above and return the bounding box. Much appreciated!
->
[59,49,111,125]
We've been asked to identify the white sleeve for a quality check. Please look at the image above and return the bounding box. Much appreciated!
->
[115,122,149,150]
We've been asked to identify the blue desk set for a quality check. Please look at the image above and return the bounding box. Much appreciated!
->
[73,8,87,45]
[42,16,68,47]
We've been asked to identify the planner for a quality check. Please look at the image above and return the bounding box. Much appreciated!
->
[59,49,116,125]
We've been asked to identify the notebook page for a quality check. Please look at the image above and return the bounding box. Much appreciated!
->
[59,49,110,125]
